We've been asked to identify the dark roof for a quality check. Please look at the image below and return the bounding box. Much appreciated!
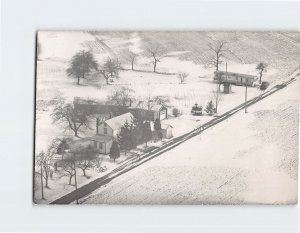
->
[68,138,91,149]
[149,104,166,112]
[214,70,257,79]
[128,108,155,121]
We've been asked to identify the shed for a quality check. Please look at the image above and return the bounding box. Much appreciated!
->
[160,124,173,139]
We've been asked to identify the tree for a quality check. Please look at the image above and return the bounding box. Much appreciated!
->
[60,156,76,185]
[118,120,133,155]
[51,99,90,137]
[56,138,70,157]
[154,118,161,131]
[178,72,188,84]
[128,51,138,70]
[145,44,167,73]
[36,138,59,189]
[256,62,268,84]
[66,50,98,85]
[205,100,216,116]
[207,40,227,71]
[172,108,180,117]
[141,122,152,147]
[106,87,134,106]
[154,118,162,141]
[76,145,98,177]
[110,140,120,162]
[99,58,121,84]
[212,86,223,114]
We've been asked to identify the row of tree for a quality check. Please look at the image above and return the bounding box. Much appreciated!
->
[66,51,121,85]
[67,43,171,85]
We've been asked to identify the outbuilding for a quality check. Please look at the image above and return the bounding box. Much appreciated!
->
[160,123,173,139]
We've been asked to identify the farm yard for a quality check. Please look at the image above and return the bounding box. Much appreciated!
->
[34,31,299,204]
[82,77,299,205]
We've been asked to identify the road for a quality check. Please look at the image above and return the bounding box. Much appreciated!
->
[50,75,298,204]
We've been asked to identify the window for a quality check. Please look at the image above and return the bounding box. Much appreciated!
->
[104,128,107,135]
[93,141,97,148]
[99,142,103,149]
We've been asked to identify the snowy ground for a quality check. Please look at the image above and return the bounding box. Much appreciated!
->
[82,78,299,204]
[34,31,299,204]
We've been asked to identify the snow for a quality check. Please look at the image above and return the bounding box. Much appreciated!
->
[34,31,299,204]
[82,78,299,204]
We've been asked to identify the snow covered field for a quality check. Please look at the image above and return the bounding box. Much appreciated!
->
[82,78,299,204]
[34,31,299,204]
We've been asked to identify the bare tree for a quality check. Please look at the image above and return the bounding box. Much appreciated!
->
[212,86,223,114]
[256,62,268,84]
[35,138,59,189]
[106,86,134,106]
[207,40,227,71]
[76,145,98,177]
[66,50,98,85]
[145,44,167,73]
[99,58,121,84]
[177,72,188,84]
[51,99,90,137]
[60,156,76,185]
[128,51,138,71]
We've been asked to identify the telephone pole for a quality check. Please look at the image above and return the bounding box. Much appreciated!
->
[73,153,79,204]
[40,165,44,200]
[245,85,248,113]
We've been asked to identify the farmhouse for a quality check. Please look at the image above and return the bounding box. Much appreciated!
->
[88,135,113,154]
[97,112,134,138]
[73,97,168,121]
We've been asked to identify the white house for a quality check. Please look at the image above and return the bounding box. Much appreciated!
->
[88,135,113,154]
[97,112,134,138]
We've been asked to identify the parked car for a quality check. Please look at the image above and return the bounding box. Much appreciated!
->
[191,103,203,116]
[260,81,270,91]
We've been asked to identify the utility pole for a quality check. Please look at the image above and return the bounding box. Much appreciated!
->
[73,153,79,204]
[226,62,228,82]
[40,165,44,200]
[245,85,248,113]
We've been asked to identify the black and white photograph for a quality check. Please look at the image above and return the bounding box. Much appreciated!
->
[34,31,299,205]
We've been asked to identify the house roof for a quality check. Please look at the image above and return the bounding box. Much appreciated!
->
[88,135,113,143]
[68,138,91,150]
[214,70,257,79]
[104,112,134,130]
[150,104,166,112]
[161,123,173,130]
